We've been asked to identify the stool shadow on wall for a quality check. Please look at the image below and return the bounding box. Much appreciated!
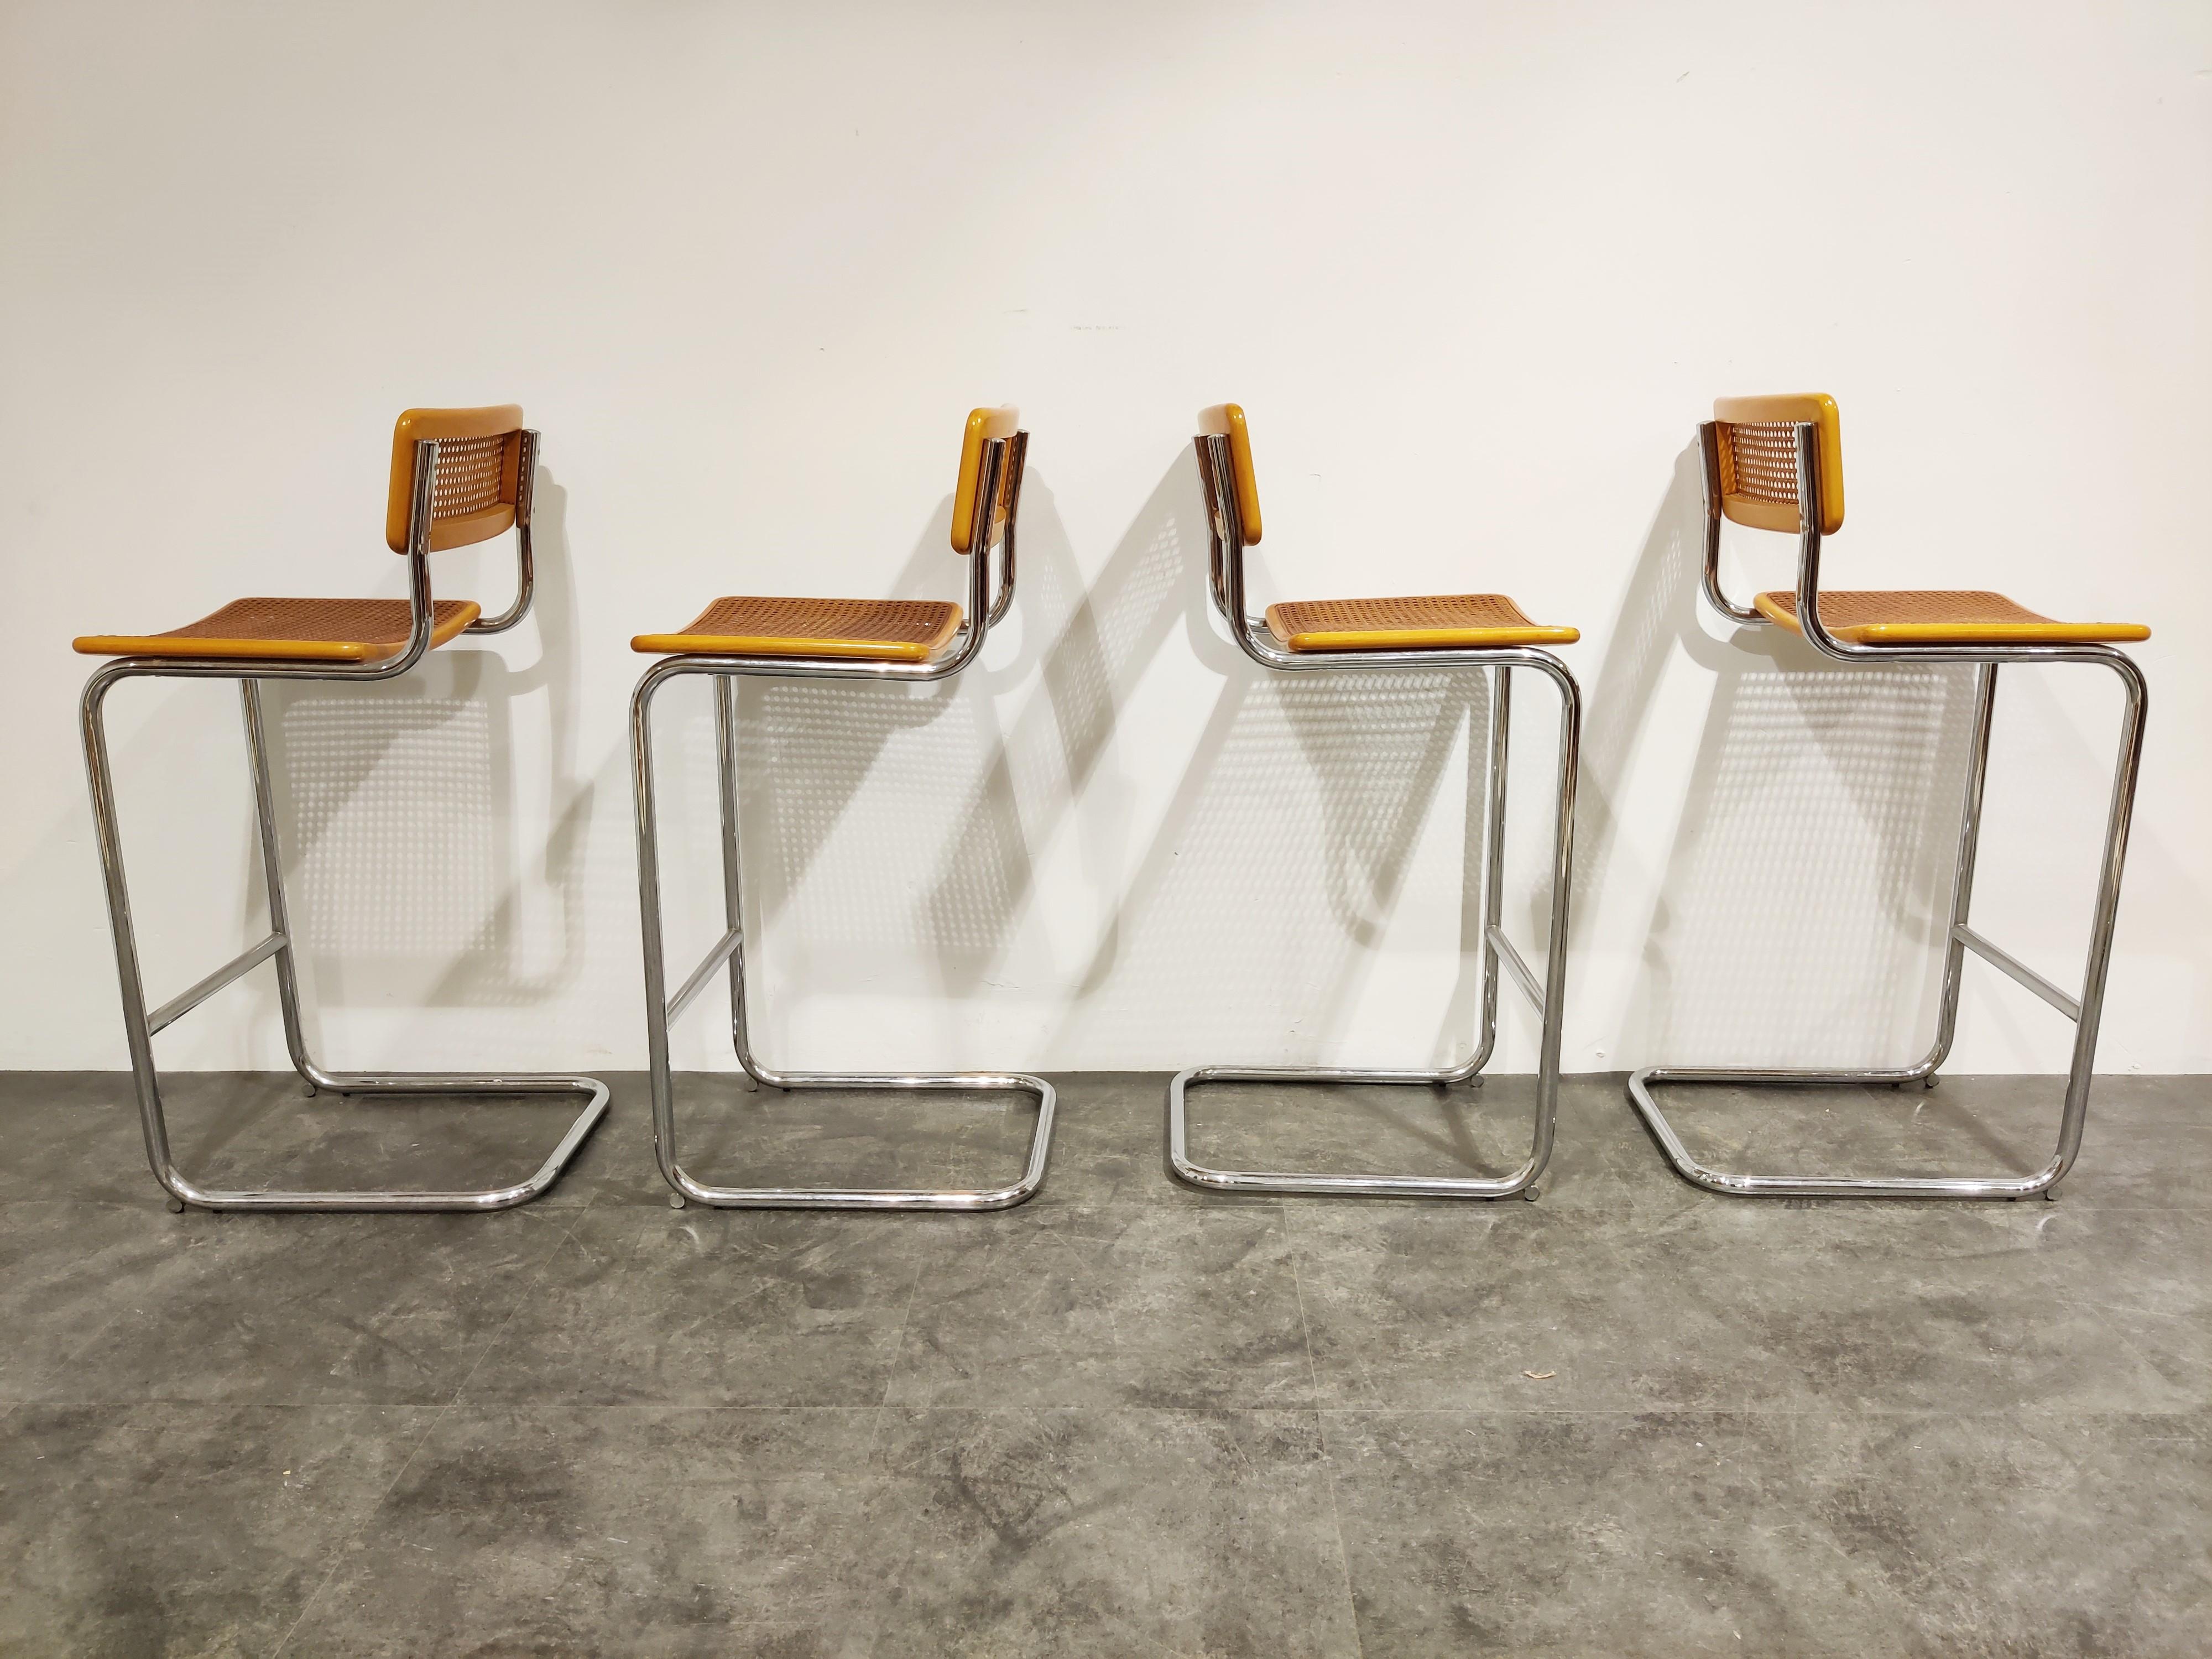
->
[642,480,1088,1067]
[1579,442,1974,1072]
[1044,451,1493,1071]
[260,469,597,1042]
[923,461,1222,1001]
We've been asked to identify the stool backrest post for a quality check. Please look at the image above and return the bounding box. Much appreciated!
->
[1696,420,1764,625]
[951,405,1024,639]
[952,405,1022,554]
[383,404,534,637]
[1194,403,1261,628]
[1702,393,1846,635]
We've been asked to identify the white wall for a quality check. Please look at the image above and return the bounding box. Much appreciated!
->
[3,0,2206,1078]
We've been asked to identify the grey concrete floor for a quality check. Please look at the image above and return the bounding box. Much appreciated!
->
[1,1068,2206,1656]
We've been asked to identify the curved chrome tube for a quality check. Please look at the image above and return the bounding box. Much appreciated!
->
[1168,434,1580,1199]
[1630,420,2150,1198]
[465,427,539,635]
[629,436,1056,1211]
[77,431,607,1212]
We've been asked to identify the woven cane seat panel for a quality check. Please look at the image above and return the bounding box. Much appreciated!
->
[1754,589,2150,645]
[1265,593,1579,651]
[631,595,964,661]
[74,597,482,661]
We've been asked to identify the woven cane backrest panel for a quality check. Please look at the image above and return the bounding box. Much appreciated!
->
[1717,422,1801,506]
[431,434,510,523]
[385,405,525,551]
[1710,394,1843,534]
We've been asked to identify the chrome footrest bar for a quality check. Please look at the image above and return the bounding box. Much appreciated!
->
[1627,1066,2058,1199]
[150,1075,612,1212]
[1169,1065,1537,1198]
[1164,620,1578,1201]
[665,926,743,1025]
[1486,924,1545,1015]
[1625,641,2144,1202]
[1952,924,2080,1021]
[145,933,287,1035]
[662,1072,1056,1212]
[1641,421,2151,1201]
[83,670,609,1213]
[630,574,1058,1211]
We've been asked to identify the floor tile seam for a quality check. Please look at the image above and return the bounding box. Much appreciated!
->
[2069,1295,2206,1392]
[1287,1219,1364,1657]
[865,1401,1391,1421]
[866,1238,935,1465]
[1310,1405,1820,1420]
[443,1198,603,1412]
[268,1392,455,1657]
[1307,1404,2212,1423]
[35,1286,159,1398]
[430,1401,895,1416]
[117,1396,2187,1420]
[0,1194,179,1214]
[295,1175,615,1649]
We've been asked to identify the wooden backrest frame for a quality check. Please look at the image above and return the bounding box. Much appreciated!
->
[952,405,1022,554]
[385,404,528,553]
[1197,403,1262,544]
[1712,393,1845,536]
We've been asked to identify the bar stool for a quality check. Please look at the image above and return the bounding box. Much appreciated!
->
[1629,393,2151,1198]
[629,406,1056,1210]
[76,406,611,1212]
[1170,404,1582,1199]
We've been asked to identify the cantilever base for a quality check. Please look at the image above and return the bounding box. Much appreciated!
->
[1169,1066,1543,1200]
[1627,1066,2063,1200]
[662,1071,1056,1211]
[151,1072,612,1212]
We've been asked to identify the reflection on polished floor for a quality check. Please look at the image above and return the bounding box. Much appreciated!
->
[1,1070,2205,1655]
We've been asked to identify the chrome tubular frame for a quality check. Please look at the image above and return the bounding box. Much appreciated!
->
[1627,422,2148,1199]
[79,432,610,1212]
[1167,433,1581,1199]
[629,432,1057,1211]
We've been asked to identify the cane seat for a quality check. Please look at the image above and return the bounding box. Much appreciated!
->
[631,595,963,662]
[1265,593,1580,652]
[74,597,482,662]
[1754,589,2150,646]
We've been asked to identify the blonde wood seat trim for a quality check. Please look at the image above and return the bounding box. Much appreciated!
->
[1754,589,2150,645]
[1265,593,1579,652]
[74,597,482,662]
[631,595,964,661]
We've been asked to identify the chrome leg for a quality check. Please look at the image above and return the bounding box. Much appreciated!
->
[713,676,759,1093]
[1472,661,1511,1076]
[632,660,1055,1211]
[243,677,333,1093]
[1627,656,2145,1198]
[77,664,608,1212]
[1169,653,1579,1199]
[1919,661,1998,1084]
